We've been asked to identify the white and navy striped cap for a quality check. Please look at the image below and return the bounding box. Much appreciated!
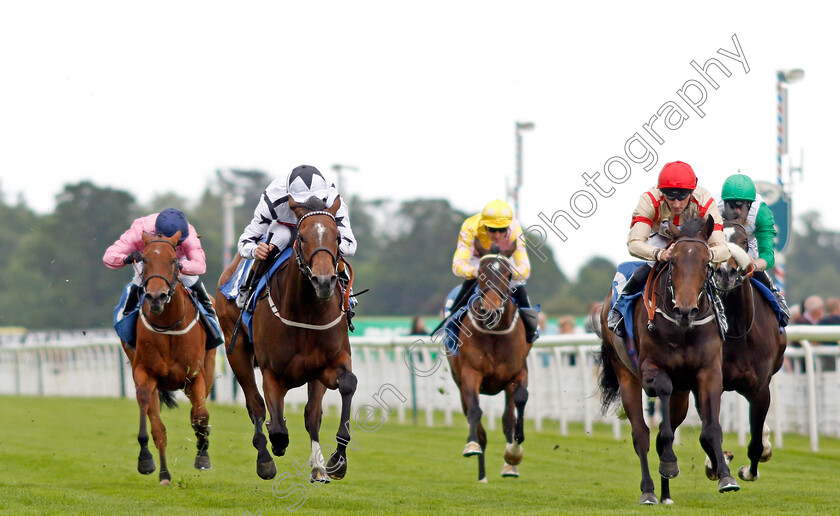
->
[286,165,330,203]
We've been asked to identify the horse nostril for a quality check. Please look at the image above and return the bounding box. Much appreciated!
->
[689,307,699,319]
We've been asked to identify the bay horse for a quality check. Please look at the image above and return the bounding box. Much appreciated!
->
[447,239,531,482]
[598,215,738,504]
[216,196,356,482]
[703,209,786,481]
[123,231,215,486]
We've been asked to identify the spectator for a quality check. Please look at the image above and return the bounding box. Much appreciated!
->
[409,316,428,336]
[558,315,576,335]
[794,296,824,325]
[818,297,840,325]
[540,312,558,336]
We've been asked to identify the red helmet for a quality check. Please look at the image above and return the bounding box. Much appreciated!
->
[657,161,697,190]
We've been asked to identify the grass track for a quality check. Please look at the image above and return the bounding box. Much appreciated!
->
[1,395,839,515]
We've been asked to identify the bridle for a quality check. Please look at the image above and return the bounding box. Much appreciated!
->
[714,221,757,339]
[138,239,181,305]
[469,254,517,333]
[294,210,340,280]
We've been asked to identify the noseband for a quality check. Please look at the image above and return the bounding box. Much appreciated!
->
[472,254,514,330]
[139,239,181,304]
[294,210,339,279]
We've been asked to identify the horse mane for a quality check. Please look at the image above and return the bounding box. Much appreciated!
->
[677,214,704,238]
[489,244,501,254]
[297,195,328,212]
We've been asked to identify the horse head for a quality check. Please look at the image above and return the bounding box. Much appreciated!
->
[471,237,516,329]
[140,231,181,315]
[290,195,341,300]
[668,215,714,328]
[715,209,751,291]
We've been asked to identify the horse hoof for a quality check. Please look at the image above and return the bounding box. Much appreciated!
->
[639,493,658,504]
[661,497,674,505]
[257,460,277,480]
[194,450,212,470]
[478,477,488,483]
[160,479,170,486]
[704,457,718,480]
[311,467,330,484]
[463,441,482,457]
[504,443,523,466]
[327,453,347,480]
[501,463,519,478]
[138,458,156,475]
[659,460,679,479]
[760,448,772,463]
[738,465,758,481]
[718,476,740,492]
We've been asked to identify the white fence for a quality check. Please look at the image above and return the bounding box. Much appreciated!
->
[2,326,839,451]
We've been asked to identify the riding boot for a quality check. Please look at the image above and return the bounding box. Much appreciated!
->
[122,284,141,315]
[754,269,791,326]
[190,279,224,348]
[608,263,652,339]
[338,268,355,333]
[447,278,478,318]
[511,286,540,344]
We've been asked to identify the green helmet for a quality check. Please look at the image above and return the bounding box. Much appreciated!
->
[721,174,756,202]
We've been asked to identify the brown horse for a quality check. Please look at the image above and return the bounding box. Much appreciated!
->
[216,196,356,482]
[598,215,738,504]
[122,231,216,486]
[702,210,787,481]
[447,239,531,482]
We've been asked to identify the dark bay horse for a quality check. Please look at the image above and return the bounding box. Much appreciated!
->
[123,231,215,486]
[447,240,531,482]
[705,210,787,481]
[598,215,738,504]
[217,197,356,482]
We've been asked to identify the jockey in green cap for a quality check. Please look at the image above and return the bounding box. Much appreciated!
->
[718,173,790,326]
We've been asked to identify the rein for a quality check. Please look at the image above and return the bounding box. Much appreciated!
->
[469,253,516,333]
[137,239,198,335]
[138,239,181,304]
[643,238,717,331]
[294,210,339,279]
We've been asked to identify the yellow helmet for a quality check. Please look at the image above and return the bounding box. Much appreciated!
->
[481,199,513,229]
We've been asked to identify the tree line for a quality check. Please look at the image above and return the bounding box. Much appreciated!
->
[0,176,834,330]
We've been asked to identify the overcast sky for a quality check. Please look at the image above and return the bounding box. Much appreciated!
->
[1,2,835,278]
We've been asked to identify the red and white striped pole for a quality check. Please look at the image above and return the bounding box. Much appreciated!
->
[775,71,786,295]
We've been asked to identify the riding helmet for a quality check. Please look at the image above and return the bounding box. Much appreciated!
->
[657,161,697,191]
[721,174,756,202]
[481,199,513,229]
[155,208,189,244]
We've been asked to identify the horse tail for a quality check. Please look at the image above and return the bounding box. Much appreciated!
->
[597,342,621,415]
[158,390,179,409]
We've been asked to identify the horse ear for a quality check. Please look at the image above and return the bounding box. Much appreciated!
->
[327,196,341,216]
[289,198,306,219]
[169,231,181,246]
[703,215,715,240]
[502,240,517,258]
[474,237,489,256]
[142,232,152,245]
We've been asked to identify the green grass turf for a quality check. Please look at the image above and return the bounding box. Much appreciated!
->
[1,395,839,515]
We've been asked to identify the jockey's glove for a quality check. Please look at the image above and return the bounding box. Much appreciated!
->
[123,251,143,264]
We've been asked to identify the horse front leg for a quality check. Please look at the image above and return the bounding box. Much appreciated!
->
[304,379,329,483]
[660,391,689,505]
[229,343,274,479]
[262,369,290,460]
[644,369,679,480]
[133,368,159,479]
[502,371,528,478]
[695,368,740,493]
[185,372,211,471]
[738,386,771,481]
[326,368,357,481]
[618,367,656,504]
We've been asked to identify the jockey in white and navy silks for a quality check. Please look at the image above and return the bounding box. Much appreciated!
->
[237,165,356,261]
[235,165,357,310]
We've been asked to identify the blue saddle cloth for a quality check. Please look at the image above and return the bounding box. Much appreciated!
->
[610,261,646,344]
[112,283,223,349]
[750,277,785,331]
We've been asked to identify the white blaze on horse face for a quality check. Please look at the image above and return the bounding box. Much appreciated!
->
[314,222,326,243]
[723,227,736,241]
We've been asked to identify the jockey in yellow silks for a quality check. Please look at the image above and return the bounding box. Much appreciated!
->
[448,199,540,343]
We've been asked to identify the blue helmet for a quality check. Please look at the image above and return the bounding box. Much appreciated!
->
[155,208,189,244]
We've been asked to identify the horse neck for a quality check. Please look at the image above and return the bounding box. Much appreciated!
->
[720,278,753,333]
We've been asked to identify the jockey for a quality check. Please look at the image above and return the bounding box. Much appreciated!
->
[718,173,790,325]
[449,199,540,343]
[235,165,357,315]
[103,208,224,347]
[607,161,731,336]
